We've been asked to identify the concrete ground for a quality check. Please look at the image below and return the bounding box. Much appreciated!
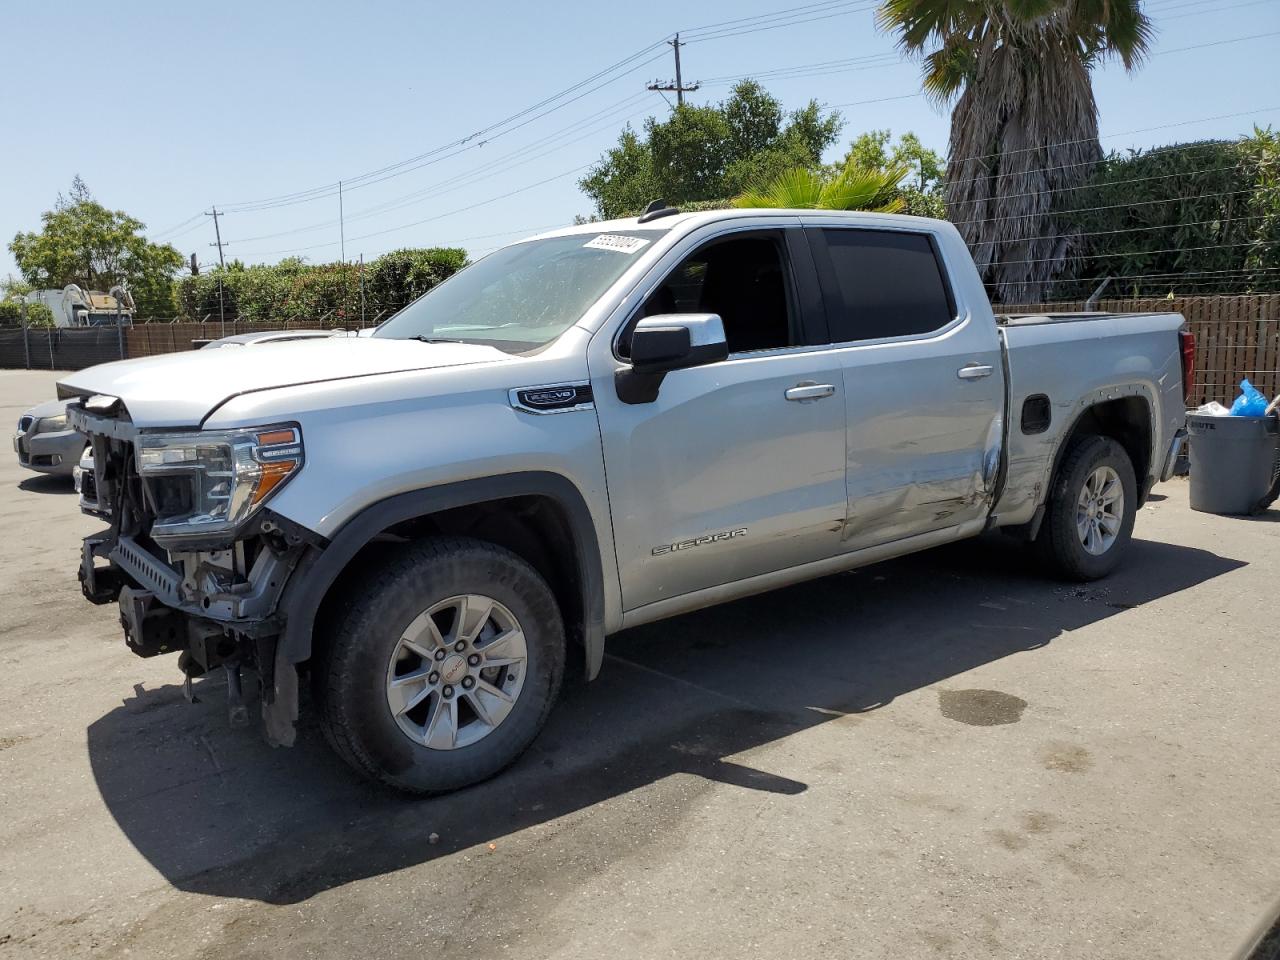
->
[1,367,1278,959]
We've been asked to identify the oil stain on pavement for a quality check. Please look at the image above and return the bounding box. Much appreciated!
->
[938,688,1027,726]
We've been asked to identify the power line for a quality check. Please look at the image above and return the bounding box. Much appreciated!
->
[704,51,903,84]
[684,1,878,43]
[150,212,205,240]
[947,105,1280,170]
[983,239,1271,269]
[216,1,887,213]
[229,96,656,251]
[217,42,673,213]
[679,0,868,36]
[231,91,650,243]
[949,161,1261,209]
[1156,0,1278,19]
[953,185,1280,228]
[241,165,590,258]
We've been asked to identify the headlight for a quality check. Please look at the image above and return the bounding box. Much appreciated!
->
[37,413,68,432]
[136,424,303,543]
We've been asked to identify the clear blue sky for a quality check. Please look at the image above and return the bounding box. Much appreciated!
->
[3,0,1278,287]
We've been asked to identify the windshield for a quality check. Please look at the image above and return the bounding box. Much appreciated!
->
[374,230,666,352]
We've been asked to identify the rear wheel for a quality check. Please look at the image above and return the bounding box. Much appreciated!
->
[1037,435,1137,581]
[317,537,565,794]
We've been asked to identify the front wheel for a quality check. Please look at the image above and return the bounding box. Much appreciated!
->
[1037,435,1137,581]
[317,537,565,794]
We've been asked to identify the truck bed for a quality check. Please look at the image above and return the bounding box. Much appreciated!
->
[991,309,1187,527]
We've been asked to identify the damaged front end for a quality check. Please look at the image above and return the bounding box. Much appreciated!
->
[70,395,319,744]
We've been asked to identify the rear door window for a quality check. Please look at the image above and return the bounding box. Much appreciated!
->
[813,229,956,343]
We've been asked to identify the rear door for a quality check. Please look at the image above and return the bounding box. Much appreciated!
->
[589,220,848,612]
[804,221,1005,551]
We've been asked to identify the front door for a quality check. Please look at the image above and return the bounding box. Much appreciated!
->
[590,225,848,612]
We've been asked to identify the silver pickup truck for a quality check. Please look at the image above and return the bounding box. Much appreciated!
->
[59,208,1192,793]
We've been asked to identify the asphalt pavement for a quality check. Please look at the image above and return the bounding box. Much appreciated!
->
[1,368,1278,959]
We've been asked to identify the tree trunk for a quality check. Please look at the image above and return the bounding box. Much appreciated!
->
[944,36,1102,304]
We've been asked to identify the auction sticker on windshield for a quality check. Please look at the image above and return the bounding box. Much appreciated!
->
[583,235,650,254]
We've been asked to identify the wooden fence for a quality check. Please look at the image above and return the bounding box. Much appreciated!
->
[1000,296,1280,406]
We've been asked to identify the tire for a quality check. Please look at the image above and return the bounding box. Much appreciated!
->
[1036,435,1137,582]
[317,537,565,794]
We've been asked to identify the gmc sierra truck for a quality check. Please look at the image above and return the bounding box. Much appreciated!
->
[59,207,1192,794]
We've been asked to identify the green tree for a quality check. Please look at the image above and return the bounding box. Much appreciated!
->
[580,81,842,219]
[647,104,734,204]
[843,130,943,191]
[8,177,184,315]
[837,129,945,217]
[878,0,1153,302]
[577,128,661,224]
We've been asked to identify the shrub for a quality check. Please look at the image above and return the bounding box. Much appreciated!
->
[0,301,56,327]
[1054,129,1280,297]
[175,247,468,326]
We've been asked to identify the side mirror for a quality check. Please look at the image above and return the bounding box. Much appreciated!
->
[617,314,728,405]
[629,313,728,374]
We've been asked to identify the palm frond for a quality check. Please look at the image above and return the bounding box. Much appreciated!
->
[821,162,911,211]
[734,167,826,209]
[733,162,908,213]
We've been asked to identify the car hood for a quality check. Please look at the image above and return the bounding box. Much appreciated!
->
[58,336,511,427]
[22,398,71,421]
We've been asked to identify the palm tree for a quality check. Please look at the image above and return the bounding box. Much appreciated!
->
[877,0,1153,302]
[734,162,910,211]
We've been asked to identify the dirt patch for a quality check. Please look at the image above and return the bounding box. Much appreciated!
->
[990,828,1029,851]
[1042,742,1093,774]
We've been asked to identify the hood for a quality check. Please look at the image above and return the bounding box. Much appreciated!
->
[23,398,72,420]
[59,336,511,427]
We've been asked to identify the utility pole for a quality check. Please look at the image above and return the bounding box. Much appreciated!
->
[206,207,228,337]
[359,253,366,328]
[339,180,346,265]
[647,33,699,106]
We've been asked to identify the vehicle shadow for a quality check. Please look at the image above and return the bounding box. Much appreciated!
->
[86,535,1244,905]
[17,474,74,494]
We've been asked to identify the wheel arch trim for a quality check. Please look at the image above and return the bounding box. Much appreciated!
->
[278,471,607,679]
[1041,384,1158,505]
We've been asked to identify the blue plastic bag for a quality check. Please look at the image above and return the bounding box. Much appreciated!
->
[1229,378,1268,417]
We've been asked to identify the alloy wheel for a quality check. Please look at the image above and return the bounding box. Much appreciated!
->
[385,594,528,750]
[1076,465,1125,556]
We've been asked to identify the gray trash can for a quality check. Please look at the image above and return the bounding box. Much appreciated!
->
[1187,413,1280,515]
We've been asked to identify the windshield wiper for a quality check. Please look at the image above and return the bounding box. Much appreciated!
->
[407,335,465,344]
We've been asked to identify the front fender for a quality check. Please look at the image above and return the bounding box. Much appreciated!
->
[277,471,607,676]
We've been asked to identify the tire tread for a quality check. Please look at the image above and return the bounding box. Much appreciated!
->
[316,536,564,794]
[1037,434,1137,582]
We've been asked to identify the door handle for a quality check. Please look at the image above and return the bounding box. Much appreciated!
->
[957,363,994,380]
[784,382,836,402]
